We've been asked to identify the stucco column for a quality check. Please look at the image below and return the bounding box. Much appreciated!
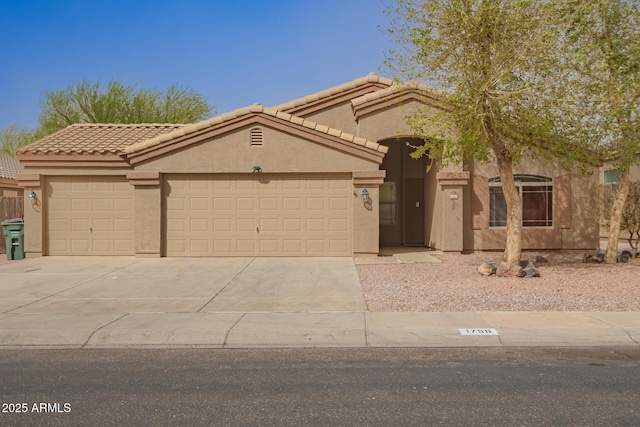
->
[352,171,386,256]
[16,173,43,258]
[436,171,470,252]
[127,172,162,258]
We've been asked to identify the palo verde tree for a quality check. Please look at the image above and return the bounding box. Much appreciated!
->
[1,80,215,156]
[385,0,584,273]
[38,80,215,135]
[560,0,640,263]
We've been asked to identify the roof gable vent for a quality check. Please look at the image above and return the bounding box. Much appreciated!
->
[250,127,263,146]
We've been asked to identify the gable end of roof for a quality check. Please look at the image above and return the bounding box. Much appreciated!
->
[351,82,450,120]
[124,105,387,164]
[273,73,394,117]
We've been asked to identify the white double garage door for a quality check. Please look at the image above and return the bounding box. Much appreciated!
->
[47,174,352,256]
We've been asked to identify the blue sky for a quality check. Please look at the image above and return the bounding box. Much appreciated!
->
[0,0,396,129]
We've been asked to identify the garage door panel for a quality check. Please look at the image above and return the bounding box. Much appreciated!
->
[71,199,90,212]
[114,218,133,232]
[47,177,134,255]
[306,198,325,210]
[71,238,91,252]
[236,239,257,255]
[330,218,349,231]
[164,173,351,256]
[71,219,90,232]
[190,239,210,254]
[114,198,133,211]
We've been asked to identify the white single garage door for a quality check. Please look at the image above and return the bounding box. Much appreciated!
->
[47,176,134,255]
[164,173,352,256]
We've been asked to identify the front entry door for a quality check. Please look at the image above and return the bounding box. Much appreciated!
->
[404,178,425,245]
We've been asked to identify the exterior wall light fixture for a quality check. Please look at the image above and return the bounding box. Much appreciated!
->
[361,188,369,204]
[252,166,263,173]
[28,189,37,205]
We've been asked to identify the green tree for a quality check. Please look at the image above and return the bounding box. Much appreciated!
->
[385,0,585,273]
[38,80,215,135]
[1,80,215,156]
[560,0,640,263]
[0,126,39,156]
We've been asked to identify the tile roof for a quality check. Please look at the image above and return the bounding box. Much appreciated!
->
[0,153,24,179]
[271,73,393,112]
[124,104,388,155]
[18,123,185,155]
[351,81,447,109]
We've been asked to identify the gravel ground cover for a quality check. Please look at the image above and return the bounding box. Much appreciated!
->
[357,251,640,312]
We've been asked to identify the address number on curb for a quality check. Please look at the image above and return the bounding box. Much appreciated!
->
[459,328,499,336]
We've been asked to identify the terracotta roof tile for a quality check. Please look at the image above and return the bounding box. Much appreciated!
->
[18,123,185,155]
[272,73,393,112]
[124,104,388,155]
[0,153,24,179]
[351,81,447,109]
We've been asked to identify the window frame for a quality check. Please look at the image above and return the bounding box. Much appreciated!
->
[488,175,553,228]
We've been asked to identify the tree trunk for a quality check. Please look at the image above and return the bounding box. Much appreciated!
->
[494,148,523,273]
[605,167,630,263]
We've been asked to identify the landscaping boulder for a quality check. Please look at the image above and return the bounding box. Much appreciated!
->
[535,255,549,263]
[583,250,604,263]
[478,262,497,276]
[618,250,632,263]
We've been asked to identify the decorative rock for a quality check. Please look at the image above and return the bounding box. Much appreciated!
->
[478,262,497,276]
[525,266,541,277]
[535,255,549,263]
[583,251,604,263]
[618,250,632,263]
[516,267,527,277]
[519,260,529,268]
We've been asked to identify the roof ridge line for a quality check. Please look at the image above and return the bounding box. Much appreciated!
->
[70,123,186,127]
[124,103,387,155]
[270,73,394,112]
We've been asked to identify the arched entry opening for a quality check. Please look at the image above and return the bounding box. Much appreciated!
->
[378,136,437,248]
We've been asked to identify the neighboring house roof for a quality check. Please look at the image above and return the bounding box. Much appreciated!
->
[125,103,387,155]
[272,73,394,116]
[0,153,24,179]
[18,123,185,155]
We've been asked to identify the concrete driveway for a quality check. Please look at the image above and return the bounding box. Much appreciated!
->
[0,256,366,315]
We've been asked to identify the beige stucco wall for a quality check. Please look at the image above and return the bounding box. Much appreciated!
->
[135,126,378,174]
[356,100,426,142]
[352,185,379,255]
[134,186,162,257]
[469,157,599,251]
[22,185,43,257]
[303,103,358,136]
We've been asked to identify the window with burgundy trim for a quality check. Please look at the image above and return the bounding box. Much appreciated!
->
[489,175,553,227]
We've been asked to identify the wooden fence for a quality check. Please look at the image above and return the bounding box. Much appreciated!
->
[0,197,24,253]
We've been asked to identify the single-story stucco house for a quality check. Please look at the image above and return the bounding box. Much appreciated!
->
[15,74,601,258]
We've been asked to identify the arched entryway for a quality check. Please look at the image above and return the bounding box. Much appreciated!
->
[377,136,437,248]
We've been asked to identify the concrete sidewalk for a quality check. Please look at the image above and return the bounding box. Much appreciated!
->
[0,310,638,349]
[0,256,639,349]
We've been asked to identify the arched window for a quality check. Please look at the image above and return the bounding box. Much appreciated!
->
[489,175,553,227]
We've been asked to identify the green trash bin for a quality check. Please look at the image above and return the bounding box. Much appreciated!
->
[2,218,25,260]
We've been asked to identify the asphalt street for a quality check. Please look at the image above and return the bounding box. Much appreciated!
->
[1,347,639,426]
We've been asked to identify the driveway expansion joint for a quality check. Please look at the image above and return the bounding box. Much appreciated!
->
[81,313,129,349]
